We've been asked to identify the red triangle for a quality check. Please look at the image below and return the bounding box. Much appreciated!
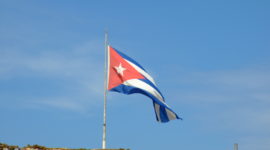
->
[107,46,144,90]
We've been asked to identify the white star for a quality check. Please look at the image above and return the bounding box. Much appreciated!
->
[114,63,126,76]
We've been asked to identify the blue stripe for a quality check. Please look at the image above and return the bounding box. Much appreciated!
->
[139,79,165,100]
[113,48,146,71]
[111,84,165,107]
[110,84,180,122]
[159,104,170,122]
[152,102,160,121]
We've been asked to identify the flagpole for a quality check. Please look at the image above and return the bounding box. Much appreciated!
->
[102,31,108,149]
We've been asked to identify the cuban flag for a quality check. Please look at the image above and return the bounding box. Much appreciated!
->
[107,46,181,123]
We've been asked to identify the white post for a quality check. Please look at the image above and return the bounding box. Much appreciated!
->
[102,32,108,149]
[234,143,238,150]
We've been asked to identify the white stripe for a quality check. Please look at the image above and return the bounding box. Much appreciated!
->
[154,103,161,122]
[123,79,178,121]
[166,108,177,120]
[125,59,156,85]
[123,79,169,107]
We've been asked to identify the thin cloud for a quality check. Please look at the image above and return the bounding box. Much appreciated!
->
[33,98,87,113]
[169,67,270,150]
[239,136,270,150]
[0,40,105,112]
[0,41,103,78]
[175,67,270,104]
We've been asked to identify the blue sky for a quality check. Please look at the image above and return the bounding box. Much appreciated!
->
[0,0,269,150]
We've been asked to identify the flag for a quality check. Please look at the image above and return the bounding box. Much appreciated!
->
[107,46,181,123]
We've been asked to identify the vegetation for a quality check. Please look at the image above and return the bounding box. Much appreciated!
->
[0,143,130,150]
[24,144,47,150]
[0,143,19,150]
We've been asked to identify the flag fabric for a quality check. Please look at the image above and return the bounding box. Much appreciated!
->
[107,46,181,123]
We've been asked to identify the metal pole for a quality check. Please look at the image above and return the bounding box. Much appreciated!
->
[234,143,238,150]
[102,32,108,149]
